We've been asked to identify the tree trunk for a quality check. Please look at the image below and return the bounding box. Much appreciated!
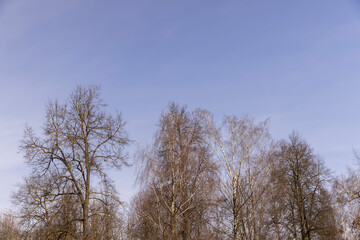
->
[83,141,91,239]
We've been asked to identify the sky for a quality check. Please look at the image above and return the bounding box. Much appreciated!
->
[1,0,360,210]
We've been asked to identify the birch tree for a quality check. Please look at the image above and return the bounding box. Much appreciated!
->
[332,151,360,240]
[196,110,274,240]
[130,103,217,240]
[332,171,360,240]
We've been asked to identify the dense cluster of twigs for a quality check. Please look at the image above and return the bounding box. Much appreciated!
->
[1,86,359,240]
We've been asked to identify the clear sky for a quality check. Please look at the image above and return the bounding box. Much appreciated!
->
[1,0,360,210]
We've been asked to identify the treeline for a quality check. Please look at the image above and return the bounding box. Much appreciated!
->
[1,86,360,239]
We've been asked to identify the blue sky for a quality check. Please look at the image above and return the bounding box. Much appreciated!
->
[1,0,360,210]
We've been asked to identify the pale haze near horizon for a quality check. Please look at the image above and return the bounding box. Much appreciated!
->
[1,0,360,210]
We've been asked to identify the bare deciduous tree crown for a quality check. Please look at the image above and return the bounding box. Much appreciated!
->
[16,86,129,239]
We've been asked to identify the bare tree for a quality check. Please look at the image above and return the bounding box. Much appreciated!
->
[127,188,164,240]
[13,170,80,239]
[88,184,125,240]
[129,103,218,240]
[196,110,274,240]
[0,211,20,240]
[332,161,360,239]
[16,86,129,239]
[269,132,339,240]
